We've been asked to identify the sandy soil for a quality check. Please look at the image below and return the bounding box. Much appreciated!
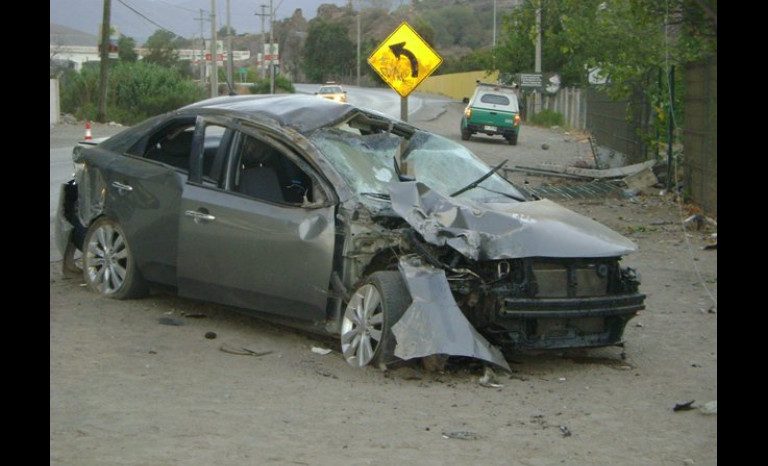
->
[50,104,717,466]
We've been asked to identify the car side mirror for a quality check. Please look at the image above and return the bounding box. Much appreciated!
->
[462,97,469,104]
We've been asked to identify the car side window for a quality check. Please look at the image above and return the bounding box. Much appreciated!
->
[201,124,229,184]
[128,118,197,172]
[230,134,314,205]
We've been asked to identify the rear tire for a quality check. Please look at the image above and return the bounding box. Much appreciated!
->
[507,134,518,145]
[460,126,471,141]
[82,217,148,299]
[340,271,410,369]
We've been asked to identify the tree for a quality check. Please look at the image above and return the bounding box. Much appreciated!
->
[143,30,183,68]
[302,19,356,83]
[218,25,236,36]
[118,35,138,62]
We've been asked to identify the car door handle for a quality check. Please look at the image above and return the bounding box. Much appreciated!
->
[111,181,133,192]
[185,210,216,223]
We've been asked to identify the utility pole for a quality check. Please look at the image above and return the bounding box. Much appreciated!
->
[196,9,205,86]
[210,0,218,97]
[96,0,111,122]
[534,1,542,114]
[356,0,361,87]
[226,0,234,93]
[255,5,268,80]
[269,0,275,94]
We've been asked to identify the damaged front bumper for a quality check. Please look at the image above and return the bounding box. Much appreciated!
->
[54,181,78,257]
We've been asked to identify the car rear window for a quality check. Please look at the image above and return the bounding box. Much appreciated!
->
[479,94,510,105]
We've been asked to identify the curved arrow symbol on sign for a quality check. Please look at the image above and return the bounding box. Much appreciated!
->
[389,42,419,78]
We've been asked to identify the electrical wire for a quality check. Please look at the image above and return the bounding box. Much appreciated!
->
[663,0,717,309]
[115,0,183,36]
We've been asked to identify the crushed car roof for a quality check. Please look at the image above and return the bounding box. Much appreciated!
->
[181,94,358,133]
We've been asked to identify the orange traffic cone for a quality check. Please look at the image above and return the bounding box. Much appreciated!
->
[84,122,92,140]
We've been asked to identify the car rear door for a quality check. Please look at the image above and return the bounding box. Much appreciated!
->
[177,119,336,321]
[82,116,197,287]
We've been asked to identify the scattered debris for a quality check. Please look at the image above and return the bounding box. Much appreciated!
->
[684,215,717,230]
[699,400,717,415]
[623,166,659,192]
[635,322,644,328]
[441,431,482,440]
[158,316,184,326]
[204,331,217,339]
[558,377,567,382]
[311,346,333,355]
[478,366,504,388]
[507,159,657,181]
[673,400,696,412]
[219,343,273,357]
[559,425,572,437]
[394,366,424,380]
[422,354,449,373]
[182,312,208,318]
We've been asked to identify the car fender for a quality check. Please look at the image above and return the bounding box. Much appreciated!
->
[391,255,511,372]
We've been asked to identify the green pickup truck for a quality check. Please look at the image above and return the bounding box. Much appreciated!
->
[460,82,521,145]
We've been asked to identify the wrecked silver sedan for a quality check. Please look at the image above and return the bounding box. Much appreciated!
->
[55,94,644,372]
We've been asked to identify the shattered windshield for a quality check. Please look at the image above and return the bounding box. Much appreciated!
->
[310,127,525,202]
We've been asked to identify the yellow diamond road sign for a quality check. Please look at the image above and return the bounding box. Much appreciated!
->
[368,22,443,98]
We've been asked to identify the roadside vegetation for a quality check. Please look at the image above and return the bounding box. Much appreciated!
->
[52,0,715,126]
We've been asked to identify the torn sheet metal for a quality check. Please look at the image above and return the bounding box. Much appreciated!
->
[388,181,637,261]
[392,256,511,372]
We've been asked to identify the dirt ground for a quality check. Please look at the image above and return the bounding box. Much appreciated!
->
[50,104,717,465]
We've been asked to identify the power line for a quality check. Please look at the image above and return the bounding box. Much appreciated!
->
[115,0,182,36]
[155,0,200,14]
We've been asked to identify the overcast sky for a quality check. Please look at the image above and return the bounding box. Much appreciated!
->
[50,0,350,43]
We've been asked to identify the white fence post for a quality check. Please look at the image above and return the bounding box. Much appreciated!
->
[50,79,60,125]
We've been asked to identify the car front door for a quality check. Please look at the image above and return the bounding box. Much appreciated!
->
[177,121,337,321]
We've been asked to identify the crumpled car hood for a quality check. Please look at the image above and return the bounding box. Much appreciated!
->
[388,181,637,260]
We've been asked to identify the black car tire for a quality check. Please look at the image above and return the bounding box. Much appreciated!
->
[82,217,148,299]
[340,271,410,369]
[461,127,471,141]
[507,134,518,145]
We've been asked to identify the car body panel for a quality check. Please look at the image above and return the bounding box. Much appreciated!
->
[178,183,336,320]
[76,147,185,286]
[388,181,637,261]
[393,256,511,371]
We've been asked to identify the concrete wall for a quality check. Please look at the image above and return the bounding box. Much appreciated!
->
[418,70,499,101]
[50,79,60,125]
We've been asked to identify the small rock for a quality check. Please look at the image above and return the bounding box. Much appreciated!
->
[699,400,717,415]
[541,143,550,150]
[204,331,217,339]
[683,459,695,465]
[158,316,184,326]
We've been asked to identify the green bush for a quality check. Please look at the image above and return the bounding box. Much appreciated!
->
[249,75,296,94]
[60,61,204,125]
[529,109,564,128]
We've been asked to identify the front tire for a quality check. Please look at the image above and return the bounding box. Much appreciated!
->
[82,217,147,299]
[340,272,410,369]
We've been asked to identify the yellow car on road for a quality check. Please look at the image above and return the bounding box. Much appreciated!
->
[315,82,347,103]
